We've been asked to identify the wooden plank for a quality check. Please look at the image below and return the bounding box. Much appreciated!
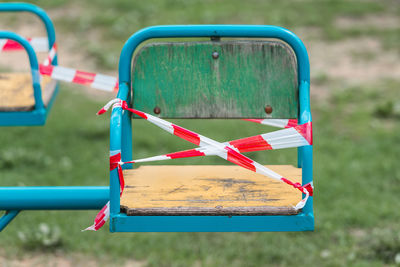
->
[122,206,298,216]
[121,165,302,216]
[132,41,298,119]
[0,73,56,111]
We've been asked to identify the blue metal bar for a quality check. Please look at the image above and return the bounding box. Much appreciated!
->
[121,83,133,169]
[0,109,47,126]
[0,210,20,232]
[110,82,130,216]
[298,80,313,215]
[111,213,314,232]
[0,187,109,210]
[0,2,57,64]
[0,31,43,110]
[109,108,123,216]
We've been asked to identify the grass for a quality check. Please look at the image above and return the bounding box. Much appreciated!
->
[0,80,399,266]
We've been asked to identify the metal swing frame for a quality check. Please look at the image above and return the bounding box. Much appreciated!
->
[109,25,314,232]
[0,3,58,126]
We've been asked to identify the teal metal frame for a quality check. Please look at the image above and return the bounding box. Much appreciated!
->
[110,25,313,232]
[0,3,109,232]
[0,3,59,126]
[0,187,109,231]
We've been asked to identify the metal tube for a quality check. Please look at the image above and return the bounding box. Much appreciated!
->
[0,186,109,210]
[110,82,130,216]
[0,210,20,231]
[0,2,57,64]
[0,31,44,110]
[298,81,313,215]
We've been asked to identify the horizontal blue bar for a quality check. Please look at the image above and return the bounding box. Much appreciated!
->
[110,213,314,232]
[0,109,46,126]
[0,186,109,210]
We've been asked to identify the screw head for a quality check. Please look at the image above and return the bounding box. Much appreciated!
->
[264,105,273,114]
[153,106,161,114]
[212,51,219,59]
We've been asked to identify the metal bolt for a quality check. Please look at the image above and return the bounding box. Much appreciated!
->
[264,105,273,114]
[153,106,161,114]
[212,51,219,59]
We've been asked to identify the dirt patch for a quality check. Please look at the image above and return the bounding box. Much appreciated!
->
[0,252,145,267]
[308,37,400,83]
[335,14,399,29]
[302,36,400,102]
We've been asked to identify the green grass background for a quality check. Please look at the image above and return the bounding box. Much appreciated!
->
[1,0,400,266]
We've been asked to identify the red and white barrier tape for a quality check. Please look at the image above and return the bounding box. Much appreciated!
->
[84,152,125,231]
[243,118,298,128]
[0,38,118,92]
[83,201,110,231]
[43,43,57,66]
[0,37,48,52]
[39,43,118,92]
[117,122,312,163]
[113,102,311,196]
[39,64,118,92]
[86,99,314,231]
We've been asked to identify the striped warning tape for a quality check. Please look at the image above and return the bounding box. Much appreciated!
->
[0,37,48,52]
[112,99,311,189]
[0,38,118,92]
[38,42,118,92]
[83,201,110,231]
[84,151,124,231]
[243,118,298,128]
[85,99,314,231]
[43,43,57,66]
[115,122,312,163]
[39,64,118,92]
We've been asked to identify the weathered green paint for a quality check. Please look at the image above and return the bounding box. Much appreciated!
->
[132,41,298,118]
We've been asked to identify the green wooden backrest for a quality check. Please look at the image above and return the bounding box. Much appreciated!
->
[132,40,298,118]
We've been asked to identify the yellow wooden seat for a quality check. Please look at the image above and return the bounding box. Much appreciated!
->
[121,165,302,216]
[0,73,56,111]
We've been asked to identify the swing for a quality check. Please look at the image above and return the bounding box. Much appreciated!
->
[0,3,58,126]
[104,25,314,232]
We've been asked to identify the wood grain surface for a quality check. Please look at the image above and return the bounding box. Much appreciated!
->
[132,41,298,119]
[0,73,56,111]
[121,165,302,216]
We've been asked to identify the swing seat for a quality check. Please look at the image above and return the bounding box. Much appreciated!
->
[0,73,56,111]
[110,25,313,232]
[0,3,58,126]
[121,165,302,216]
